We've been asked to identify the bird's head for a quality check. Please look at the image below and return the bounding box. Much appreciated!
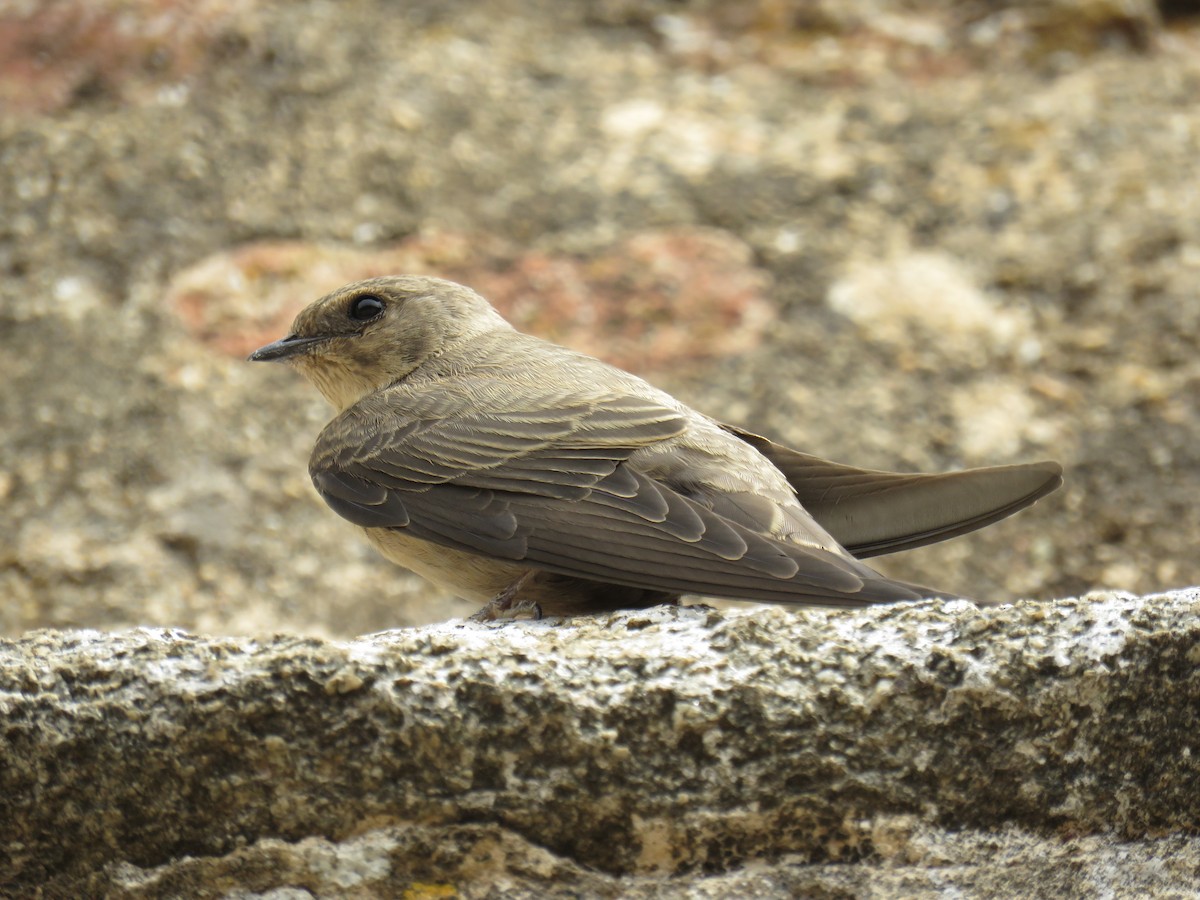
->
[249,275,511,410]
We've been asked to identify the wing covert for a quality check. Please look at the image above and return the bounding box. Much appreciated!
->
[306,379,911,606]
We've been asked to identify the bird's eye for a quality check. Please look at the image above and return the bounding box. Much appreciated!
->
[348,295,385,322]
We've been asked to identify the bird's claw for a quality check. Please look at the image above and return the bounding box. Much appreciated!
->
[469,572,542,622]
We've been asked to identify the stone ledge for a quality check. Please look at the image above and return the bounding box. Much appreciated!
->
[2,590,1199,895]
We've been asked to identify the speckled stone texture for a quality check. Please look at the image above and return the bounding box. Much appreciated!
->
[3,591,1199,896]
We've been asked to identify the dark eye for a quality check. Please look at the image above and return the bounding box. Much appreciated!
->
[348,295,385,322]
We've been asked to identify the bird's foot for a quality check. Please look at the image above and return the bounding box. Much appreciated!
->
[469,572,542,623]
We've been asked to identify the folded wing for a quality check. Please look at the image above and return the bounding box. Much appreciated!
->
[724,425,1063,558]
[309,380,942,607]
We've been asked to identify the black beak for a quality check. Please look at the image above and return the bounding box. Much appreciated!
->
[247,334,326,362]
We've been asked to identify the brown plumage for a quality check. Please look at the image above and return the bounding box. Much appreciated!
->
[249,275,1062,619]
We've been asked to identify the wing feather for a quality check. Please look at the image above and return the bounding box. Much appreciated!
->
[308,379,901,605]
[723,424,1062,557]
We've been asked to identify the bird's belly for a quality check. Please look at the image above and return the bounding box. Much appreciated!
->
[363,527,527,601]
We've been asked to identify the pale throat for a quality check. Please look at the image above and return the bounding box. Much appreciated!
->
[299,357,389,412]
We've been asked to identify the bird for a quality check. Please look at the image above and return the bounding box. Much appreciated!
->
[249,275,1062,620]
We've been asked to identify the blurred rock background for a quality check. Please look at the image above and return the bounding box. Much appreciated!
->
[2,0,1199,638]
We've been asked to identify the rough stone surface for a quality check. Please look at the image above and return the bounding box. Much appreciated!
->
[3,591,1200,896]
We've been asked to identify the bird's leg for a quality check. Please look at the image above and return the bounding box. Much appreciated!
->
[469,570,543,622]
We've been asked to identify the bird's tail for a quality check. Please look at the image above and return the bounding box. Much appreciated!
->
[723,425,1062,559]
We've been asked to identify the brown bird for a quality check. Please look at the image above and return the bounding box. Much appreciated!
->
[249,275,1061,620]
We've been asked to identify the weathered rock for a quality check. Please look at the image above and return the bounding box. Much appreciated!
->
[3,591,1199,896]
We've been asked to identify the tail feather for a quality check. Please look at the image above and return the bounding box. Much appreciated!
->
[723,424,1063,559]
